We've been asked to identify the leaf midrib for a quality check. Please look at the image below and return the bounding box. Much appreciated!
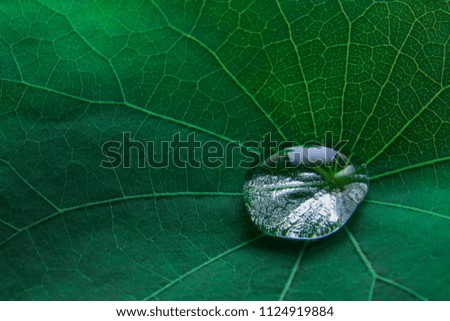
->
[0,189,243,249]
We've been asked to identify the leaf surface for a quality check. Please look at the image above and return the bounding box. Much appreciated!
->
[0,0,449,300]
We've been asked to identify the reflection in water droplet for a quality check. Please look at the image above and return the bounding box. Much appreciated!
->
[243,146,369,240]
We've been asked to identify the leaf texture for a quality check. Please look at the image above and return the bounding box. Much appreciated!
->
[0,0,449,300]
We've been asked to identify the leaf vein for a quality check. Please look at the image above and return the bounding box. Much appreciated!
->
[0,160,60,211]
[278,241,308,301]
[337,0,352,141]
[351,9,425,151]
[0,78,258,154]
[149,0,288,141]
[365,199,449,221]
[275,0,317,138]
[142,234,264,300]
[35,0,127,103]
[365,85,449,165]
[369,156,450,180]
[344,227,428,300]
[0,191,244,249]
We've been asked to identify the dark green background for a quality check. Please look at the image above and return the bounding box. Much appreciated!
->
[0,0,449,300]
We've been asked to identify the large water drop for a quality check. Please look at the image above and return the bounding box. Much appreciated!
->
[243,146,369,240]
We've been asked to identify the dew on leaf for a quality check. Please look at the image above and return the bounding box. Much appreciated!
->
[243,146,369,240]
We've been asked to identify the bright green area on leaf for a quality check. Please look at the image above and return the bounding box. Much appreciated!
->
[0,0,449,300]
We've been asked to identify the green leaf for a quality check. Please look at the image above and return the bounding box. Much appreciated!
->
[0,0,448,300]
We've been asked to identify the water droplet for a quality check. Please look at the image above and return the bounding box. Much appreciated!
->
[243,146,369,240]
